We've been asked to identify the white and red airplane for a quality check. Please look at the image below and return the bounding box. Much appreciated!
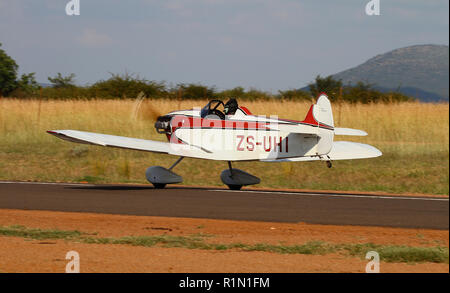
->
[47,93,381,190]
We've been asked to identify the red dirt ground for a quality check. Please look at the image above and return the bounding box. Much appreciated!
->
[0,209,448,273]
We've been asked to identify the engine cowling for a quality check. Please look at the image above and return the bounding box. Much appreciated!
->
[154,115,172,134]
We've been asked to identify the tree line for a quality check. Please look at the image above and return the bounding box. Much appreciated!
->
[1,43,413,103]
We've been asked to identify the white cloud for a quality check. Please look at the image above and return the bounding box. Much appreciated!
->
[77,28,113,48]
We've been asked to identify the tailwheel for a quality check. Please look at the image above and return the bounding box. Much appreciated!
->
[152,183,167,189]
[227,184,242,191]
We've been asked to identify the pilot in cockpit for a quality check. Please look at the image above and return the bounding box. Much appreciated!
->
[200,98,239,120]
[224,98,238,116]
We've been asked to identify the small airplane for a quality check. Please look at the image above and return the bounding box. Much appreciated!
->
[47,93,382,190]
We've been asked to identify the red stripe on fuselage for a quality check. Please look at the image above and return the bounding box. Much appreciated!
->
[239,106,252,115]
[170,116,270,132]
[278,105,333,130]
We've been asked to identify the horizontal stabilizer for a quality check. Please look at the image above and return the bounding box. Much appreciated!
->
[262,141,382,162]
[334,128,367,136]
[267,123,319,134]
[47,130,170,154]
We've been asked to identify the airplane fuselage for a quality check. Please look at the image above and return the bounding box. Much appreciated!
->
[155,107,333,161]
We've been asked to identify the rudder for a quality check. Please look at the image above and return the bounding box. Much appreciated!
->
[313,93,334,128]
[313,93,334,155]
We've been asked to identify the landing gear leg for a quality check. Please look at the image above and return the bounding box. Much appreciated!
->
[228,161,234,176]
[226,161,241,190]
[326,156,332,168]
[169,156,184,171]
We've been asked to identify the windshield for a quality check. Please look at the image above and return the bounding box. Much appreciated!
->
[200,100,225,119]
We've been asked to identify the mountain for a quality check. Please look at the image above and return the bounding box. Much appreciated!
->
[332,44,449,102]
[38,83,53,88]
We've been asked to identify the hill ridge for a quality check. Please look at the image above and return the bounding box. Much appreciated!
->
[332,44,449,102]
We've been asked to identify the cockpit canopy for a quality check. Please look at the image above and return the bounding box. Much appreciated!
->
[200,99,226,120]
[200,99,240,120]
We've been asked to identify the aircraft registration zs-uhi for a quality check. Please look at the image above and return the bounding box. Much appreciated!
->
[47,93,382,190]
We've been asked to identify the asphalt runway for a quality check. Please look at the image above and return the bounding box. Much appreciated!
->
[0,181,448,230]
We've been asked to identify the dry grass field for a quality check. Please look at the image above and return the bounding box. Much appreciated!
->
[0,98,448,195]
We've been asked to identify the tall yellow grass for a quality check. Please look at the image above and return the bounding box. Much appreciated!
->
[0,98,448,194]
[1,98,448,154]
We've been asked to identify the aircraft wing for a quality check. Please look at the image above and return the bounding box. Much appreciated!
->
[47,130,170,154]
[262,141,382,162]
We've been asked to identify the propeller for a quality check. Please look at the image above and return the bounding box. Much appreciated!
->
[131,92,162,121]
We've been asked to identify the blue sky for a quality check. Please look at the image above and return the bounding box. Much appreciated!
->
[0,0,448,92]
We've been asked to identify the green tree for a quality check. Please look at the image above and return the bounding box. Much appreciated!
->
[0,43,19,96]
[278,88,311,101]
[16,73,40,95]
[90,73,166,99]
[48,72,76,88]
[218,86,246,99]
[176,83,216,100]
[308,75,343,101]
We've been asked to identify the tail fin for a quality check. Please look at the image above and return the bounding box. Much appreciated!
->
[301,93,334,129]
[314,93,334,128]
[301,93,334,155]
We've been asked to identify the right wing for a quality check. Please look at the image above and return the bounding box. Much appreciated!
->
[47,130,170,154]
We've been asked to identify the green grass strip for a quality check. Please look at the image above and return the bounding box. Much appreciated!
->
[340,243,449,264]
[1,225,448,264]
[0,225,82,240]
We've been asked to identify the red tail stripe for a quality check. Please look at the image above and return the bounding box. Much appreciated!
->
[301,105,318,125]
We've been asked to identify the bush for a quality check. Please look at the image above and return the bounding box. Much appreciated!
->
[5,71,416,103]
[308,75,414,103]
[278,89,312,101]
[172,83,216,100]
[89,73,166,99]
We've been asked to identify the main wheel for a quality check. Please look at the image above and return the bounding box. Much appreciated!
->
[227,184,242,190]
[152,183,167,189]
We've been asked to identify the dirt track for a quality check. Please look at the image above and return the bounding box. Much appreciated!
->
[0,209,448,273]
[0,182,448,273]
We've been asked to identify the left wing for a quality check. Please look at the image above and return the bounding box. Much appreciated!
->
[47,130,170,154]
[47,129,243,161]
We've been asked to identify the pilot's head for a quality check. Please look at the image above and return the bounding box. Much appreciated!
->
[224,98,238,115]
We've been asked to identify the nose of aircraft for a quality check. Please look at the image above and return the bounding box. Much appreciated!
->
[155,115,172,133]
